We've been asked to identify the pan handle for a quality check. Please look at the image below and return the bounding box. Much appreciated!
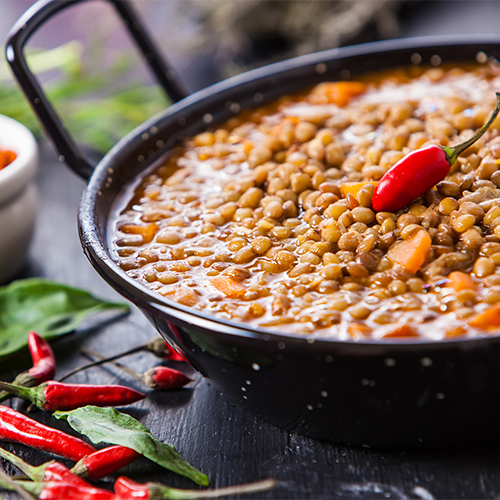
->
[6,0,188,181]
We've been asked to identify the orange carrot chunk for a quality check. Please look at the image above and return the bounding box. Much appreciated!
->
[445,326,468,337]
[211,276,246,298]
[161,286,199,307]
[448,271,477,292]
[348,323,373,339]
[341,181,378,199]
[383,325,419,338]
[310,81,367,106]
[469,304,500,330]
[387,230,432,273]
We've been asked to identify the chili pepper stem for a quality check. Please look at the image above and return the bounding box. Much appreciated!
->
[0,372,34,403]
[0,382,43,409]
[0,445,45,481]
[160,478,277,500]
[58,338,165,382]
[0,469,37,500]
[81,347,145,384]
[58,345,144,382]
[443,92,500,165]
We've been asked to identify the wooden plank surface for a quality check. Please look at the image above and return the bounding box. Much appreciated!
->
[0,139,499,500]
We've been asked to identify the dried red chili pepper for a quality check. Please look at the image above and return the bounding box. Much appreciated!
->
[0,405,95,461]
[71,445,140,480]
[0,380,145,411]
[143,367,191,390]
[0,332,56,403]
[372,92,500,212]
[114,476,277,500]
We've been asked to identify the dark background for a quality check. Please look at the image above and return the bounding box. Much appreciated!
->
[2,1,500,499]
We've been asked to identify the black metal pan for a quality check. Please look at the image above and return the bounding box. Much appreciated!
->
[7,0,500,449]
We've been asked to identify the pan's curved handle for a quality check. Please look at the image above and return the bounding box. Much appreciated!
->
[6,0,188,181]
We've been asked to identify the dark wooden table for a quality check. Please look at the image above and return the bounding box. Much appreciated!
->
[0,124,498,500]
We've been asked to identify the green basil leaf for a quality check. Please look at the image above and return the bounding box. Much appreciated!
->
[54,406,209,486]
[0,278,129,358]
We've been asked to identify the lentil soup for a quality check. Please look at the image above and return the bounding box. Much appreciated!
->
[111,63,500,341]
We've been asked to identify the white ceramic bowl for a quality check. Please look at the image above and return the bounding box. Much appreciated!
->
[0,114,38,283]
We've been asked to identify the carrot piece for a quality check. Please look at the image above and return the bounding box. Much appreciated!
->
[448,271,477,292]
[445,326,467,337]
[348,323,372,339]
[341,181,378,198]
[383,325,419,338]
[160,286,199,307]
[310,81,367,106]
[119,223,158,243]
[211,276,246,298]
[387,230,432,273]
[469,304,500,330]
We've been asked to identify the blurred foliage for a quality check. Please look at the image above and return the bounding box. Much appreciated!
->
[177,0,405,77]
[0,41,169,153]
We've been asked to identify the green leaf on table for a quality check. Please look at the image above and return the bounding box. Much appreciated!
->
[55,406,209,486]
[0,278,129,358]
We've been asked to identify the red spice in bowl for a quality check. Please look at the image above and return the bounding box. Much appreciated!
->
[0,149,16,171]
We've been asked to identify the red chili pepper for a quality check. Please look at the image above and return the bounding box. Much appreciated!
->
[0,381,145,411]
[27,331,57,383]
[143,367,191,390]
[0,405,95,461]
[0,475,116,500]
[71,446,140,480]
[0,449,116,498]
[0,441,137,485]
[0,332,56,403]
[36,481,117,500]
[114,476,277,500]
[43,462,89,486]
[372,92,500,212]
[114,477,150,499]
